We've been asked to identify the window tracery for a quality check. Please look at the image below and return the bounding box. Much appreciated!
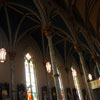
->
[24,53,37,100]
[71,67,81,100]
[57,68,65,100]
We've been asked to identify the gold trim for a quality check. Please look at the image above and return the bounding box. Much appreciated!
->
[52,73,59,77]
[42,25,54,37]
[74,45,81,53]
[92,56,99,63]
[9,52,16,60]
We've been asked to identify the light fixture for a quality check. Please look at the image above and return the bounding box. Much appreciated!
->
[0,48,6,63]
[46,61,52,73]
[88,74,93,81]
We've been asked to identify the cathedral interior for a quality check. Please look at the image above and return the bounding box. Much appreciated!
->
[0,0,100,100]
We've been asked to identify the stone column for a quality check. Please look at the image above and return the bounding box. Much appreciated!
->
[92,56,100,76]
[74,45,95,100]
[47,36,62,100]
[43,24,69,100]
[45,70,52,100]
[9,52,16,100]
[43,25,63,100]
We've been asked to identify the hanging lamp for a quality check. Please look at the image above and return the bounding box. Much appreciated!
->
[46,61,52,73]
[88,73,93,81]
[0,48,6,63]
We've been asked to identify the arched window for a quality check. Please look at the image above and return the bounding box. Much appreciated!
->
[57,68,65,100]
[24,53,38,100]
[71,67,83,100]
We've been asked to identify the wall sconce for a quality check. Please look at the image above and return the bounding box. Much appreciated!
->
[88,74,93,81]
[45,61,52,73]
[0,48,6,63]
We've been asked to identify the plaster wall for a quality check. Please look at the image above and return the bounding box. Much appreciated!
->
[0,33,84,99]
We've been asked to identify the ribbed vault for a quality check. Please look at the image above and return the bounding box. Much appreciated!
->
[0,0,100,74]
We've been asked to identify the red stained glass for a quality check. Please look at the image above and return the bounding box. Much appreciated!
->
[27,92,33,100]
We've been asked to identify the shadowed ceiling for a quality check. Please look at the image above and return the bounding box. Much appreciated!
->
[0,0,100,72]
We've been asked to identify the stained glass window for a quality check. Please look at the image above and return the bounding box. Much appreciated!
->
[24,53,38,100]
[57,68,65,100]
[71,67,82,100]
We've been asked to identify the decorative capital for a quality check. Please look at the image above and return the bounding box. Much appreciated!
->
[52,73,59,77]
[74,44,81,53]
[92,55,99,63]
[42,25,54,37]
[9,52,16,60]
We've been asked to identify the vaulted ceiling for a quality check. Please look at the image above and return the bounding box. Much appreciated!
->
[0,0,100,72]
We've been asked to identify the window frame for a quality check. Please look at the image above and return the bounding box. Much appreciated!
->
[24,53,38,100]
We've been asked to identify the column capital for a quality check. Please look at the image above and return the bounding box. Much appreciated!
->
[74,44,82,53]
[52,73,59,77]
[42,25,54,37]
[92,55,99,63]
[9,51,16,60]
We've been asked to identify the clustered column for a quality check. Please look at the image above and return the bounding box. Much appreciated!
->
[92,56,100,76]
[74,45,95,100]
[45,68,52,100]
[9,52,16,100]
[43,25,63,100]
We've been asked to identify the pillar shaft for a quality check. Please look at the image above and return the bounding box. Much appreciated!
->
[10,60,16,100]
[79,52,95,100]
[47,36,63,100]
[93,56,100,76]
[46,71,52,100]
[9,52,16,100]
[95,62,100,76]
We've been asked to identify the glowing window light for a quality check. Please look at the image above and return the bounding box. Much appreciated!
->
[71,67,77,77]
[24,53,37,100]
[57,68,65,100]
[25,53,31,60]
[71,67,82,100]
[46,61,52,73]
[88,74,93,81]
[0,48,6,63]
